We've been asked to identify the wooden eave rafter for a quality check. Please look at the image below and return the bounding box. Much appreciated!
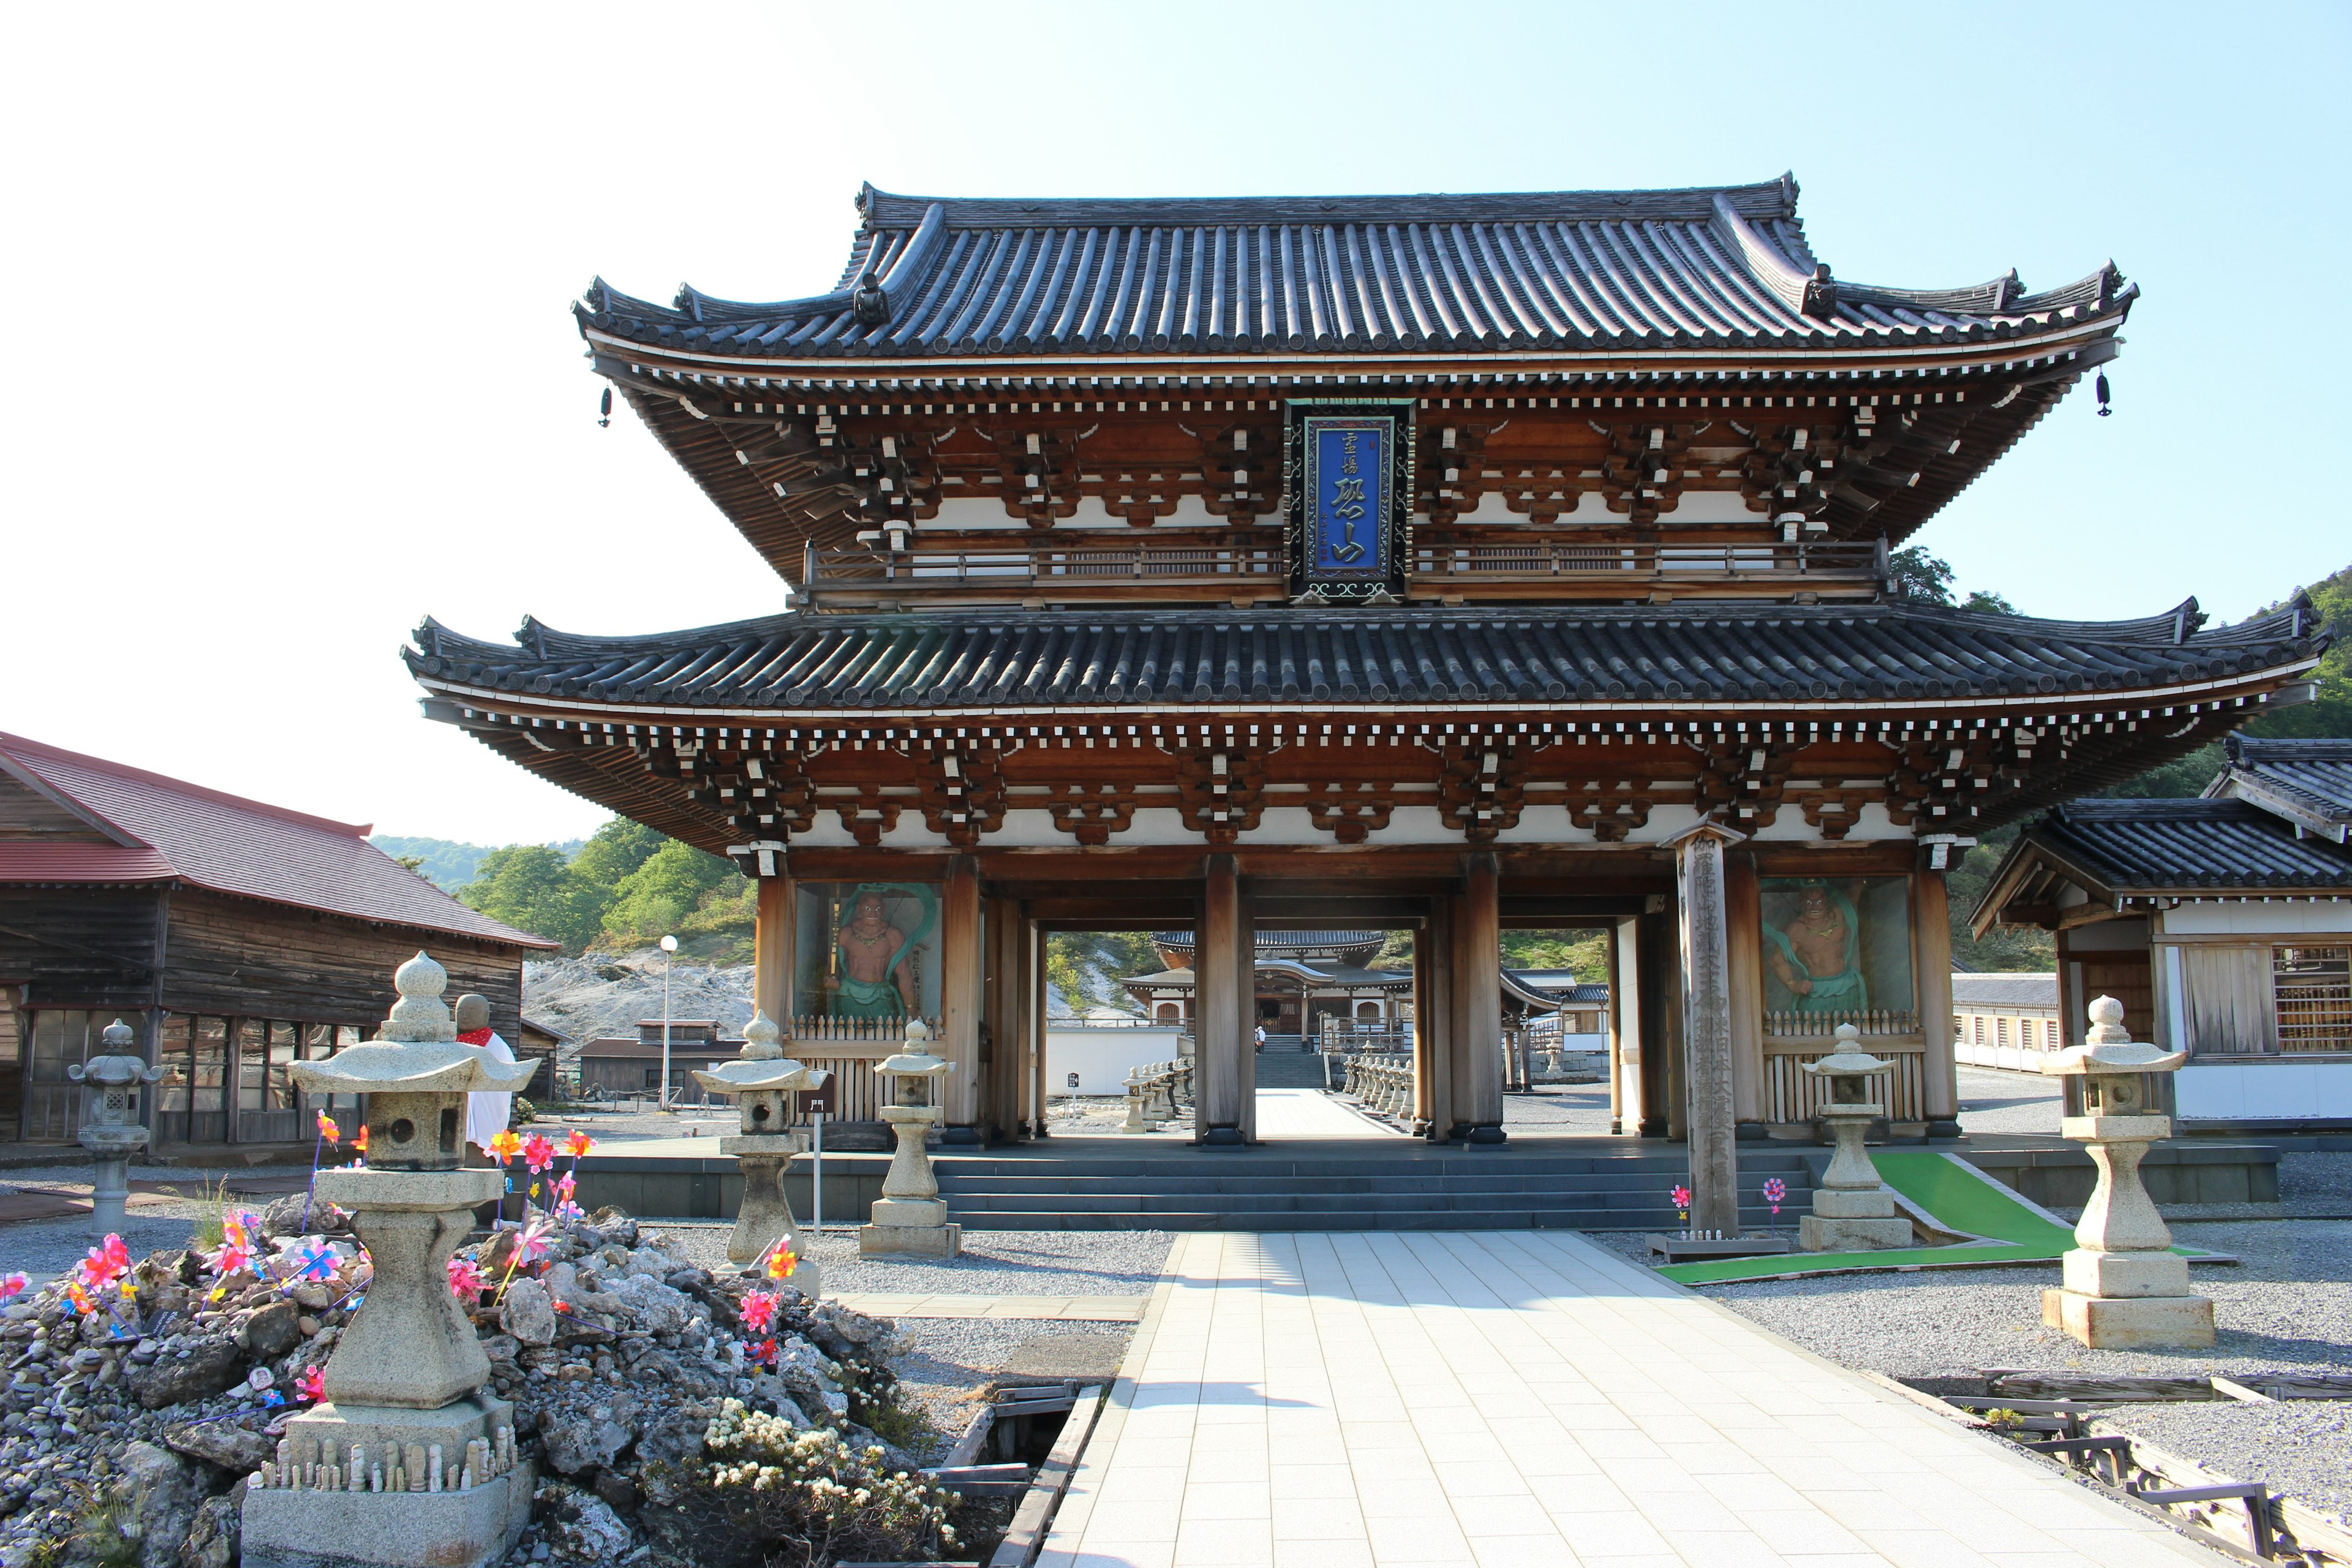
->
[418,669,2305,862]
[595,329,2116,586]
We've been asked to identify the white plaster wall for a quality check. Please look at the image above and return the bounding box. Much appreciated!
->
[2159,903,2352,936]
[1046,1026,1187,1096]
[2177,1059,2352,1121]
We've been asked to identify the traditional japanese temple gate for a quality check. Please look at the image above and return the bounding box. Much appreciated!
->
[404,177,2327,1231]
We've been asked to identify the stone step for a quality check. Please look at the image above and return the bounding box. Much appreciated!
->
[936,1169,1816,1197]
[947,1188,1800,1215]
[954,1206,1800,1232]
[934,1153,1817,1181]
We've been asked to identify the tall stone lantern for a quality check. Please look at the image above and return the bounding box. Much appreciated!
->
[243,952,540,1568]
[1798,1025,1913,1251]
[691,1010,831,1292]
[2039,996,2211,1349]
[69,1020,164,1234]
[859,1020,960,1259]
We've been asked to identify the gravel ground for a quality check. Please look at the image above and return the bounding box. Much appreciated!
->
[1501,1084,1613,1133]
[652,1224,1174,1297]
[1605,1218,2352,1527]
[889,1318,1139,1446]
[1956,1065,2060,1136]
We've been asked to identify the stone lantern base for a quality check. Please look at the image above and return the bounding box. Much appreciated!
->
[243,1466,534,1568]
[2042,1247,2214,1348]
[1798,1213,1915,1251]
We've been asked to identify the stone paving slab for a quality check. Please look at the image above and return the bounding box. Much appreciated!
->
[1042,1231,2223,1567]
[831,1293,1148,1321]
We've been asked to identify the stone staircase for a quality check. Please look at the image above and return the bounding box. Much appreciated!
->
[1250,1052,1336,1090]
[935,1145,1817,1232]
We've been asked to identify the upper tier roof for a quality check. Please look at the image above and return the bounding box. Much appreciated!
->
[0,731,554,949]
[578,176,2131,362]
[407,595,2322,713]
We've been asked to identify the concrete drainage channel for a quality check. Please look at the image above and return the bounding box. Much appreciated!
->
[844,1379,1109,1568]
[1882,1371,2352,1565]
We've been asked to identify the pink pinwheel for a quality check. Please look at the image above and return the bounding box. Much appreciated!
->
[447,1256,485,1304]
[294,1365,326,1404]
[207,1234,255,1279]
[0,1273,26,1303]
[522,1134,556,1175]
[514,1212,555,1264]
[739,1290,778,1333]
[76,1234,130,1292]
[748,1337,779,1368]
[1762,1177,1787,1217]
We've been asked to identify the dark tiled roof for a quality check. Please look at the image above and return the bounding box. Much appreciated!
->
[2214,735,2352,826]
[407,598,2321,712]
[2032,799,2352,891]
[1950,973,2057,1009]
[577,177,2131,361]
[0,732,555,949]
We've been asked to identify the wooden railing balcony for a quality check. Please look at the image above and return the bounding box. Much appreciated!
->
[801,537,1884,607]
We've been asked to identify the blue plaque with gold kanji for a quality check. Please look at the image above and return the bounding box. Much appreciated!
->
[1285,402,1412,599]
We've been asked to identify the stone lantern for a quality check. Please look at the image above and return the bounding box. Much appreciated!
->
[2039,996,2211,1349]
[859,1019,960,1259]
[68,1020,164,1234]
[1798,1024,1913,1251]
[691,1010,831,1291]
[243,952,540,1568]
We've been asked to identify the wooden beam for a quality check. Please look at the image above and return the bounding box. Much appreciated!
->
[1196,854,1246,1145]
[2058,901,2126,930]
[1449,853,1504,1142]
[1916,870,1960,1133]
[940,856,982,1135]
[753,876,793,1028]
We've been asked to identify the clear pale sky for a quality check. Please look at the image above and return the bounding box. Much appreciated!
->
[4,4,2345,846]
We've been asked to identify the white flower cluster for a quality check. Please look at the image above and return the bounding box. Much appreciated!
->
[698,1398,952,1531]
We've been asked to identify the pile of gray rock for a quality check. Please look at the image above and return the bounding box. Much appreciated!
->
[0,1204,914,1568]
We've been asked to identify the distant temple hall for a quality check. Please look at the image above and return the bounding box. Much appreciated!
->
[401,176,2328,1219]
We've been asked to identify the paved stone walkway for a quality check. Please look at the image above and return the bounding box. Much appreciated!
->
[1252,1089,1401,1140]
[831,1293,1147,1321]
[1042,1232,2216,1567]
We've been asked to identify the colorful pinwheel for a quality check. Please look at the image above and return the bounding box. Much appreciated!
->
[1762,1177,1787,1217]
[0,1272,26,1303]
[739,1290,778,1333]
[294,1366,326,1404]
[763,1242,797,1282]
[522,1133,556,1175]
[564,1129,593,1161]
[447,1256,485,1304]
[315,1110,341,1144]
[288,1241,342,1282]
[351,1125,369,1159]
[76,1234,130,1292]
[488,1129,522,1164]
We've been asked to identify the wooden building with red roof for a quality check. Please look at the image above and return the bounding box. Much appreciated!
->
[0,731,554,1153]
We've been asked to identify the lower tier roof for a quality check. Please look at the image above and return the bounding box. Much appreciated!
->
[409,597,2321,714]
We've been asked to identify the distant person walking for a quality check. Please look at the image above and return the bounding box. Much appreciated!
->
[457,993,521,1221]
[1254,1023,1267,1054]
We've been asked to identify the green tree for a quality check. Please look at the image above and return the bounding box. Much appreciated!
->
[570,818,665,889]
[1887,546,1955,603]
[601,839,744,944]
[460,845,605,953]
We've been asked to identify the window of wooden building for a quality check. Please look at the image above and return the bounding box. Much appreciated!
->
[21,1011,149,1142]
[2275,946,2352,1054]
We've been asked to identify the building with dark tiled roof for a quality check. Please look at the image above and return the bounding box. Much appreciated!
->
[1975,746,2352,1129]
[0,730,554,1152]
[403,175,2324,1215]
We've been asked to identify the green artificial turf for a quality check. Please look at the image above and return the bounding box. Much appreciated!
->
[1653,1151,2212,1287]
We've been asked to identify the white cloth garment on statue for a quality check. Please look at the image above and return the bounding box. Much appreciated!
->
[464,1031,519,1151]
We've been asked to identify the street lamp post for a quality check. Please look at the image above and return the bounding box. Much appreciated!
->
[658,933,678,1111]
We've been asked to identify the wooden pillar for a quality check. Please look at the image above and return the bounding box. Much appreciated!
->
[1725,851,1766,1137]
[1611,915,1641,1136]
[981,894,1020,1139]
[940,856,982,1140]
[1196,854,1248,1145]
[1637,908,1674,1136]
[1915,869,1961,1136]
[1023,914,1046,1136]
[752,875,794,1029]
[1669,823,1746,1235]
[1449,853,1506,1143]
[1415,902,1453,1140]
